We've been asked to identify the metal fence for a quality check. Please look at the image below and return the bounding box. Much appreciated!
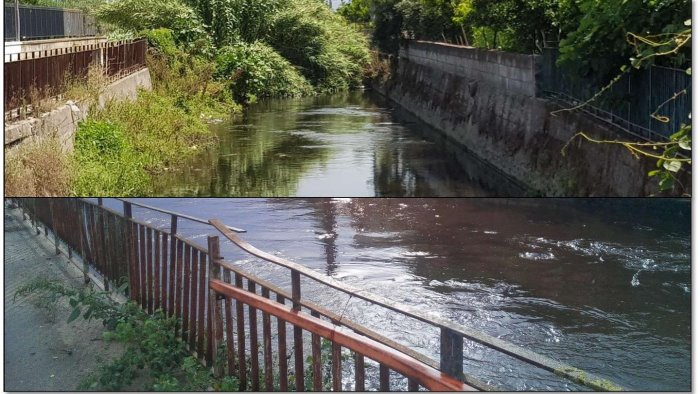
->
[539,48,692,141]
[4,3,98,41]
[4,39,147,112]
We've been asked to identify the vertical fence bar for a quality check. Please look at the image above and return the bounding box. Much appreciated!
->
[311,311,323,391]
[78,202,89,284]
[168,215,178,316]
[198,250,208,363]
[248,280,260,391]
[153,231,161,312]
[277,293,289,392]
[184,244,194,346]
[408,378,419,391]
[139,224,147,309]
[160,233,168,313]
[174,239,184,335]
[146,227,153,313]
[224,267,237,377]
[261,287,273,391]
[354,353,365,391]
[291,270,304,392]
[98,207,109,291]
[332,343,342,392]
[234,273,247,390]
[129,222,139,302]
[48,199,59,255]
[379,365,390,391]
[208,236,224,376]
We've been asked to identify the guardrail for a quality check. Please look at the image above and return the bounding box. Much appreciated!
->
[12,198,625,391]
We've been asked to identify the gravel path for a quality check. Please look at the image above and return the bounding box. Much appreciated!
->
[4,203,122,391]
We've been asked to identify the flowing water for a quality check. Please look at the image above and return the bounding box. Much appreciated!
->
[105,198,691,391]
[152,91,526,197]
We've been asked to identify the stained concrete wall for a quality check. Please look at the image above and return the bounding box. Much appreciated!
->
[374,41,686,196]
[4,68,152,152]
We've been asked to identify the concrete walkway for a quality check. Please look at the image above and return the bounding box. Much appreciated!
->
[4,203,121,391]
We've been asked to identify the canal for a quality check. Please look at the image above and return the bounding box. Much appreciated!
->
[152,91,526,197]
[108,198,691,391]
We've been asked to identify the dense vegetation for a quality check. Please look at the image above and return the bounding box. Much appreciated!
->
[97,0,370,100]
[340,0,690,80]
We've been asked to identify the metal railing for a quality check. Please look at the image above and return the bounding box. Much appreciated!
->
[4,3,98,41]
[210,220,625,391]
[13,198,625,391]
[4,39,147,114]
[539,48,691,141]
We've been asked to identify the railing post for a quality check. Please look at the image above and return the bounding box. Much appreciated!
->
[291,269,304,391]
[123,201,134,299]
[208,236,223,376]
[440,327,464,381]
[97,197,103,206]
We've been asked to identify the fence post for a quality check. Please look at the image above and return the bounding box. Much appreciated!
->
[440,327,465,381]
[49,199,59,255]
[168,214,178,316]
[291,269,304,391]
[208,236,224,376]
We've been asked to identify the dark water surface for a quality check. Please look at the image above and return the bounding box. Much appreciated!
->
[106,198,691,391]
[152,92,526,197]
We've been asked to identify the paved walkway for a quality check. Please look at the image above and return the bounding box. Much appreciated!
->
[4,203,121,391]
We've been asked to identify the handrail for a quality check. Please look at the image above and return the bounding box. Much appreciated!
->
[210,218,624,391]
[115,198,246,233]
[213,258,493,391]
[209,279,475,392]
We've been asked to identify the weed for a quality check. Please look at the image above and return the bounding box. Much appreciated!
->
[5,136,72,197]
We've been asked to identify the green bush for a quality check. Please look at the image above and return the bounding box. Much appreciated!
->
[142,28,179,57]
[215,41,313,101]
[96,0,208,48]
[268,0,370,92]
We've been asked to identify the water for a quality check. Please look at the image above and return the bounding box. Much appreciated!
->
[152,91,526,197]
[106,198,691,391]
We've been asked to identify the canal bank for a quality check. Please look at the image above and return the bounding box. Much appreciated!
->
[371,41,690,197]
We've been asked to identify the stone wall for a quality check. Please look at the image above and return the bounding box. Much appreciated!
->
[4,68,152,152]
[373,41,687,196]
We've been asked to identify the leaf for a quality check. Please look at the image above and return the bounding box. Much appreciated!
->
[659,176,674,191]
[686,67,691,76]
[69,298,78,307]
[68,307,82,323]
[84,307,93,320]
[678,137,691,150]
[663,160,682,173]
[647,170,660,177]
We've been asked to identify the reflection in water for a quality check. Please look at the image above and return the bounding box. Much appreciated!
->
[119,198,690,391]
[152,92,527,196]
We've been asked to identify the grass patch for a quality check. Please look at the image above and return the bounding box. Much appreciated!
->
[5,136,72,196]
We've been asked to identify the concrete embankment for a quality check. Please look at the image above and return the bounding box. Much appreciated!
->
[4,68,152,152]
[373,41,687,196]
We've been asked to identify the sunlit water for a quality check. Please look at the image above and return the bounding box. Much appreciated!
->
[152,92,526,197]
[102,198,690,391]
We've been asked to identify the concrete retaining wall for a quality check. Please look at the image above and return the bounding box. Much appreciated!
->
[4,68,152,152]
[374,41,686,196]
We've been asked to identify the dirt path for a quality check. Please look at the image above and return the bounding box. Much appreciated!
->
[4,203,122,391]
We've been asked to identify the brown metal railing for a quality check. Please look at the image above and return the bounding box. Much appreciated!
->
[12,198,624,391]
[4,39,147,113]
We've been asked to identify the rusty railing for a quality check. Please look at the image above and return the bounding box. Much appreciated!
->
[4,39,147,113]
[11,198,624,391]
